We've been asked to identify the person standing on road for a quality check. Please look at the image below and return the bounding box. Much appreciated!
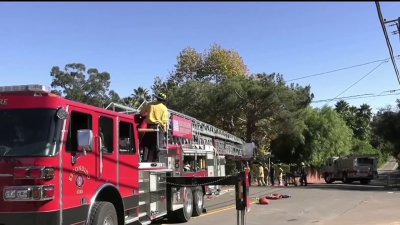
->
[257,163,266,186]
[300,162,308,186]
[277,164,284,186]
[269,163,275,186]
[263,163,269,186]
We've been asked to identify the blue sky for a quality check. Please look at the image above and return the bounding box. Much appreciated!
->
[1,2,400,111]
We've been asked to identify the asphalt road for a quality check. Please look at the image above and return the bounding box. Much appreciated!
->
[157,183,400,225]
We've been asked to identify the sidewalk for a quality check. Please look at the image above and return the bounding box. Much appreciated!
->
[379,157,398,171]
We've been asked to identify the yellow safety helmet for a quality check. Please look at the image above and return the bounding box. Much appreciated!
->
[154,92,167,101]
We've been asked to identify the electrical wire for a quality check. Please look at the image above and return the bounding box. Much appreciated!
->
[312,89,400,103]
[286,57,395,82]
[326,60,388,104]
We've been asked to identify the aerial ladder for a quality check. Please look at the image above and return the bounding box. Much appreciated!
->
[105,102,245,159]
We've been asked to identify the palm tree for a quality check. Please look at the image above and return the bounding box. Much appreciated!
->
[334,100,350,115]
[358,104,372,120]
[131,87,151,108]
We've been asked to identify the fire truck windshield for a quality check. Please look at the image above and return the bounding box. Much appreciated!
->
[0,108,62,157]
[357,158,374,166]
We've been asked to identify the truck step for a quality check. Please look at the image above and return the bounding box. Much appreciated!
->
[125,216,139,224]
[140,220,152,225]
[138,212,147,218]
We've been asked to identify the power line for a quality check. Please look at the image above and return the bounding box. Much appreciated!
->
[313,93,400,103]
[327,60,387,104]
[375,1,400,85]
[312,89,400,103]
[286,56,397,82]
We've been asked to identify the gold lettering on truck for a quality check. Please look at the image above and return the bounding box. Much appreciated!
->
[0,99,7,105]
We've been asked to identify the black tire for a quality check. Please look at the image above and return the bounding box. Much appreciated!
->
[324,174,334,184]
[342,173,352,184]
[175,188,193,222]
[360,179,371,185]
[192,189,204,217]
[88,201,118,225]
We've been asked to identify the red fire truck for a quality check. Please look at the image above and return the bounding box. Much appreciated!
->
[0,84,247,225]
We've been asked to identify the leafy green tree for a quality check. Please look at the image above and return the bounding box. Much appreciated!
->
[166,80,216,123]
[202,44,249,82]
[156,45,312,165]
[166,73,312,162]
[152,76,169,95]
[50,63,116,107]
[372,101,400,159]
[169,47,203,85]
[354,104,373,140]
[166,44,249,87]
[335,101,372,141]
[301,106,353,166]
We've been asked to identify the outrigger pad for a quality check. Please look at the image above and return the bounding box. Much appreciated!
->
[264,193,291,200]
[259,197,270,204]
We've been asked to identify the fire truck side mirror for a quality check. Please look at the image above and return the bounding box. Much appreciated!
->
[56,107,68,120]
[77,129,93,152]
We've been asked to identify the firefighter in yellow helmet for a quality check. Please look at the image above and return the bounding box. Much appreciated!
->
[140,92,168,162]
[140,92,168,131]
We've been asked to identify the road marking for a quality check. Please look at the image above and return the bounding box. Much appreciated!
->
[198,199,259,217]
[198,187,286,218]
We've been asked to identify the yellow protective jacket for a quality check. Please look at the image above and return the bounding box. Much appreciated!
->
[141,102,168,131]
[258,165,264,178]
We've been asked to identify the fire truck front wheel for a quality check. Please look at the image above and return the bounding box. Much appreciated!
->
[192,189,204,216]
[88,201,118,225]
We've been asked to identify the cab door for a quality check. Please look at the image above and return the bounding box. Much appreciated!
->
[97,114,117,185]
[62,107,96,225]
[118,118,139,212]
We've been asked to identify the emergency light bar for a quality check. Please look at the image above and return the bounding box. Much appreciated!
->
[14,167,55,180]
[0,84,50,93]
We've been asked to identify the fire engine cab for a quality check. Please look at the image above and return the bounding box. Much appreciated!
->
[0,84,247,225]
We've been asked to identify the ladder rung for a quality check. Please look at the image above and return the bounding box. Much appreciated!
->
[138,212,147,218]
[139,201,147,206]
[138,128,159,132]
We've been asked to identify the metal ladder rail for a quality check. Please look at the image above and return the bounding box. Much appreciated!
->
[168,109,244,145]
[105,102,243,145]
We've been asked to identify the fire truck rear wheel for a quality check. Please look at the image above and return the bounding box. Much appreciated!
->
[192,189,204,216]
[342,173,352,184]
[175,187,193,222]
[88,201,118,225]
[324,174,334,184]
[360,179,371,185]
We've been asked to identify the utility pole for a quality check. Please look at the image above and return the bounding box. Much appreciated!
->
[375,1,400,85]
[384,18,400,39]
